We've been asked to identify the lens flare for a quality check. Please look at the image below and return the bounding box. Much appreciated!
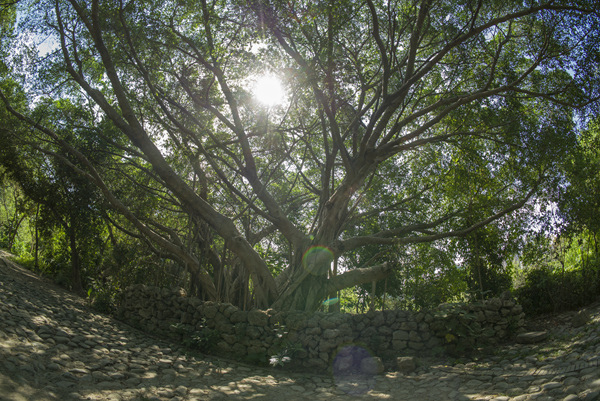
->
[301,246,334,275]
[331,345,378,395]
[252,74,285,107]
[322,297,339,306]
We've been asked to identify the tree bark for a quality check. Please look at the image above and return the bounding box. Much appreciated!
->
[68,215,84,295]
[272,261,393,311]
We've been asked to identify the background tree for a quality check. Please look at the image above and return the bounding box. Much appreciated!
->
[561,121,600,250]
[1,0,599,310]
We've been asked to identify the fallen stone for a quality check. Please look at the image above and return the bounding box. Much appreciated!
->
[579,389,600,401]
[360,356,384,375]
[55,380,76,388]
[397,356,417,374]
[572,310,591,328]
[54,335,70,345]
[516,331,548,344]
[541,381,562,391]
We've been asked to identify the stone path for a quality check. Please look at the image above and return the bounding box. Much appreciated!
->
[1,252,600,401]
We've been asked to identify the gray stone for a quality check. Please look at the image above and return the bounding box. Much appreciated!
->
[247,309,269,326]
[54,335,70,344]
[572,310,591,328]
[580,390,600,401]
[564,376,580,386]
[334,355,353,372]
[506,387,525,396]
[322,329,340,339]
[464,379,485,388]
[397,356,417,374]
[392,340,407,350]
[516,331,548,344]
[541,381,562,391]
[55,380,76,388]
[409,330,421,342]
[360,356,384,375]
[202,305,218,319]
[230,310,248,323]
[393,330,409,341]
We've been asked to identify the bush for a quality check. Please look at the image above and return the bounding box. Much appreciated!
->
[87,278,119,314]
[170,320,220,353]
[515,263,600,315]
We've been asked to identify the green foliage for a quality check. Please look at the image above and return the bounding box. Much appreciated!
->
[338,242,469,312]
[515,260,600,315]
[560,121,600,236]
[87,277,119,314]
[0,176,35,254]
[269,323,302,367]
[460,225,515,301]
[2,0,599,311]
[433,303,482,355]
[170,319,220,353]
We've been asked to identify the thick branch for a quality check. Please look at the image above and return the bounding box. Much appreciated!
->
[327,262,393,293]
[337,180,541,252]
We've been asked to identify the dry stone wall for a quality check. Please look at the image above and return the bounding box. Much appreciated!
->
[116,285,525,372]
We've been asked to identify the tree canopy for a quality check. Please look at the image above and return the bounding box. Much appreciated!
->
[1,0,599,311]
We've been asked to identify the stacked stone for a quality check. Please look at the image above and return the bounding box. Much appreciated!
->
[428,296,525,353]
[116,285,525,373]
[349,310,440,355]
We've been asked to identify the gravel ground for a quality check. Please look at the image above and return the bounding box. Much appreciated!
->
[1,250,600,401]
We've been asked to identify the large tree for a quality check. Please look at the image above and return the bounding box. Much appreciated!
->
[1,0,599,310]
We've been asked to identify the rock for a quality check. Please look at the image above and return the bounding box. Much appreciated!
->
[407,330,420,342]
[230,310,248,323]
[55,380,76,388]
[541,381,562,391]
[360,356,384,375]
[579,389,600,401]
[572,310,591,328]
[202,305,218,319]
[393,330,409,341]
[392,340,407,350]
[322,329,339,339]
[486,298,503,311]
[247,309,269,326]
[516,331,548,344]
[397,356,417,374]
[333,355,354,372]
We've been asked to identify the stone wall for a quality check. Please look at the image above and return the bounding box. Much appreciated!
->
[116,285,525,372]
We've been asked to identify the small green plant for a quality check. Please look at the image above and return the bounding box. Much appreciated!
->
[170,318,220,352]
[434,304,483,355]
[269,323,302,367]
[87,278,118,314]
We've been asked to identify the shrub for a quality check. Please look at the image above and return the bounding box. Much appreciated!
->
[170,320,220,353]
[87,278,119,314]
[515,263,600,315]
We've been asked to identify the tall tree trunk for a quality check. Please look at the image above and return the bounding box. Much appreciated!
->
[370,280,376,311]
[272,246,393,311]
[328,257,341,312]
[34,204,39,272]
[68,216,84,295]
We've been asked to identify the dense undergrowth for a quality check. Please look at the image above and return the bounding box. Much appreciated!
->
[515,259,600,315]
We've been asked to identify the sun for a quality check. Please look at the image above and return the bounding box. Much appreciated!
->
[252,74,285,107]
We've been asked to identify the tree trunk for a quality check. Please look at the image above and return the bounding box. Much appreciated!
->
[370,280,376,312]
[328,257,340,312]
[68,219,84,295]
[34,204,39,272]
[272,260,393,311]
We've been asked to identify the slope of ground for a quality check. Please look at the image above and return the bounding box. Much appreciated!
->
[1,251,600,401]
